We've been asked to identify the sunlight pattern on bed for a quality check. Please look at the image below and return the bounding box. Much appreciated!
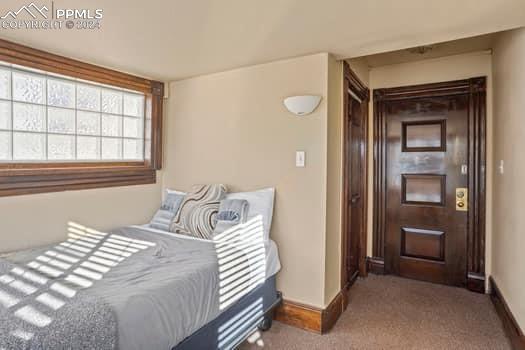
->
[214,215,267,349]
[0,221,155,348]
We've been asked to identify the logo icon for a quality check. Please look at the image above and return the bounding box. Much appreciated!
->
[1,2,49,19]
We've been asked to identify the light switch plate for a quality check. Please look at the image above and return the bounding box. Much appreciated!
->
[296,151,305,167]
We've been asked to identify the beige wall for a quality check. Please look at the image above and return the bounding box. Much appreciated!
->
[0,182,162,253]
[164,53,334,307]
[366,51,494,282]
[492,28,525,330]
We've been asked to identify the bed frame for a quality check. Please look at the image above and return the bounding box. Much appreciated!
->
[174,275,281,350]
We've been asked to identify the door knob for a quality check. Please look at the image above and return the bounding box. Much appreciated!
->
[456,188,468,211]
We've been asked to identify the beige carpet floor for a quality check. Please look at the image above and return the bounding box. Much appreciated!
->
[240,275,511,350]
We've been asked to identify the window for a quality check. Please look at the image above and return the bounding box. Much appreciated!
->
[0,65,147,162]
[0,38,163,197]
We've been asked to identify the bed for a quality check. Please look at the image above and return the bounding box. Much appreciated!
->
[0,221,281,350]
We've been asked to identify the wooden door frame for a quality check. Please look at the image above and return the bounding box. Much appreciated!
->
[371,77,487,293]
[341,62,370,297]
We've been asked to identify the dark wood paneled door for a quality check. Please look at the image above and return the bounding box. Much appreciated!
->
[341,62,369,293]
[384,93,469,286]
[346,95,364,284]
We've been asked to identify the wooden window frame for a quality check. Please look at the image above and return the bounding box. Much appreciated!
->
[0,38,163,197]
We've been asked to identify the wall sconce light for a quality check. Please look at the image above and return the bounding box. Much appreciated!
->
[283,95,322,116]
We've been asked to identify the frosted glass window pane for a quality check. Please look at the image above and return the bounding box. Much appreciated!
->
[0,131,11,160]
[102,138,122,159]
[101,114,122,137]
[0,69,11,99]
[13,132,46,160]
[13,71,45,104]
[48,107,75,134]
[1,65,146,163]
[123,117,141,138]
[123,139,143,159]
[48,134,75,160]
[123,93,144,117]
[48,79,75,108]
[101,90,122,114]
[13,103,45,132]
[77,84,100,111]
[77,136,100,160]
[0,100,11,130]
[77,111,100,135]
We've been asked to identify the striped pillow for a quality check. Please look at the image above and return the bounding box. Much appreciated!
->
[170,184,227,239]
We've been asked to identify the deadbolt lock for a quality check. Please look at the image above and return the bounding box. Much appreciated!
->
[456,188,468,211]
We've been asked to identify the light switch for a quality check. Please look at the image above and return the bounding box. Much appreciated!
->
[296,151,305,167]
[499,160,504,174]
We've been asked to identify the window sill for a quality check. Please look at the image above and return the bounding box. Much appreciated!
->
[0,163,156,197]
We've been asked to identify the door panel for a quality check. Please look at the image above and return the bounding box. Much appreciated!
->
[384,95,469,286]
[346,97,363,282]
[402,174,445,205]
[342,63,369,292]
[401,227,445,261]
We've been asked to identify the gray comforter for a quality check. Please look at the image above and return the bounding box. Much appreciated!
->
[0,225,264,350]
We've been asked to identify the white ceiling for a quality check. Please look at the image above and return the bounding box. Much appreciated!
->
[0,0,524,81]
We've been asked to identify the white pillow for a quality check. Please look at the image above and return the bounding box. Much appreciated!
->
[166,189,186,196]
[225,188,275,241]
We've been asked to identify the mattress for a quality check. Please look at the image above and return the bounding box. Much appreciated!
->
[0,222,281,350]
